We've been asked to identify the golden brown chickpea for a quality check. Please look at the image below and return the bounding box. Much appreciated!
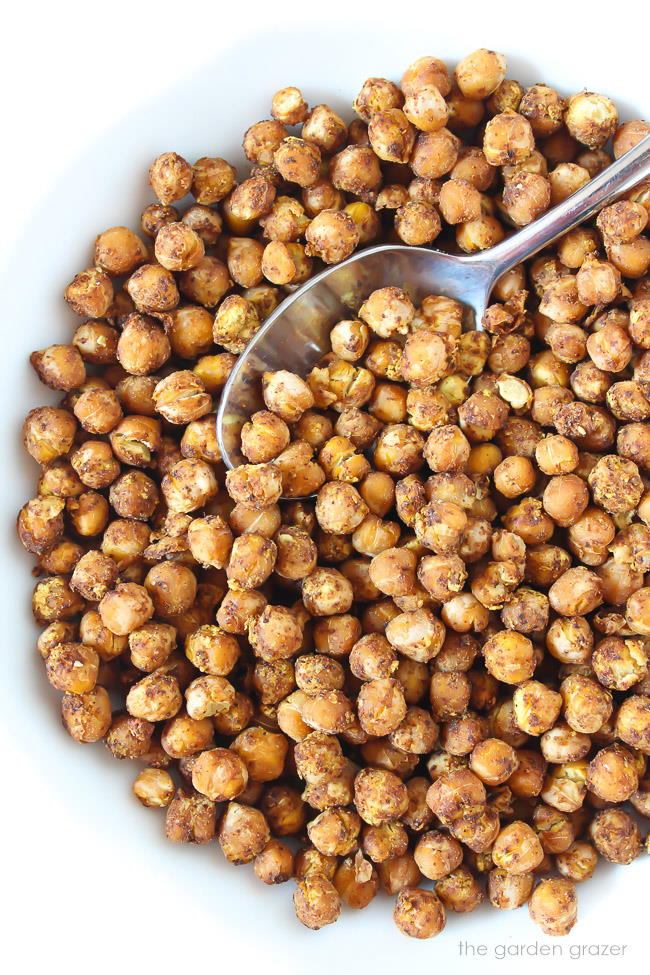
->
[72,321,119,364]
[587,743,638,802]
[307,807,360,857]
[315,481,368,534]
[555,841,598,884]
[17,494,66,556]
[483,630,536,684]
[588,455,643,515]
[413,831,462,882]
[435,866,483,914]
[366,109,415,164]
[61,686,112,743]
[592,635,647,690]
[149,152,191,204]
[151,370,211,426]
[565,91,618,149]
[108,471,158,521]
[253,839,294,886]
[64,266,114,319]
[115,314,170,377]
[483,110,534,166]
[293,873,341,930]
[126,669,182,723]
[161,710,214,759]
[598,200,648,244]
[546,616,594,663]
[436,178,481,225]
[417,552,467,603]
[401,84,448,133]
[69,440,119,490]
[365,545,416,598]
[410,128,460,179]
[455,49,506,99]
[542,473,589,528]
[68,549,118,602]
[177,255,232,307]
[298,103,346,154]
[126,263,179,313]
[470,738,519,786]
[229,725,288,782]
[128,621,177,673]
[548,566,604,617]
[353,77,403,123]
[23,406,77,465]
[500,586,548,633]
[98,581,153,641]
[440,709,488,755]
[218,801,270,865]
[38,537,83,576]
[606,236,650,278]
[556,226,599,268]
[519,83,566,136]
[332,853,378,909]
[140,202,178,238]
[190,156,236,205]
[248,605,301,663]
[189,747,248,802]
[548,161,591,206]
[513,680,562,737]
[92,227,148,279]
[303,208,361,264]
[534,434,578,476]
[30,343,86,393]
[613,119,650,158]
[492,821,544,875]
[261,370,315,424]
[488,868,534,910]
[401,55,450,97]
[529,877,578,936]
[154,222,204,273]
[133,768,175,807]
[590,808,642,864]
[503,171,551,226]
[143,562,196,618]
[493,456,536,498]
[424,423,471,473]
[329,145,382,202]
[165,788,216,843]
[616,695,650,752]
[560,673,613,734]
[73,387,123,436]
[183,624,239,676]
[393,201,441,245]
[531,804,576,855]
[354,766,409,826]
[46,642,99,695]
[225,533,276,591]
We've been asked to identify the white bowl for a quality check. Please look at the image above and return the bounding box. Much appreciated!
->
[1,22,646,974]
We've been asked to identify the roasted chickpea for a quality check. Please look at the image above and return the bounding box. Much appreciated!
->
[529,877,578,936]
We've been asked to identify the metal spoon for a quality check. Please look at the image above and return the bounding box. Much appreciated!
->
[217,134,650,470]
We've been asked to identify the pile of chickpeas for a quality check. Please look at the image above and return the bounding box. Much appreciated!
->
[18,47,650,940]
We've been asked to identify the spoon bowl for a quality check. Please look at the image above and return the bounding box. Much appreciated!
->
[217,134,650,471]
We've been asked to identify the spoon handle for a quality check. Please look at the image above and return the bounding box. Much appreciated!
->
[476,133,650,284]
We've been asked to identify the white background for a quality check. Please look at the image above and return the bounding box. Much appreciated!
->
[0,3,647,973]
